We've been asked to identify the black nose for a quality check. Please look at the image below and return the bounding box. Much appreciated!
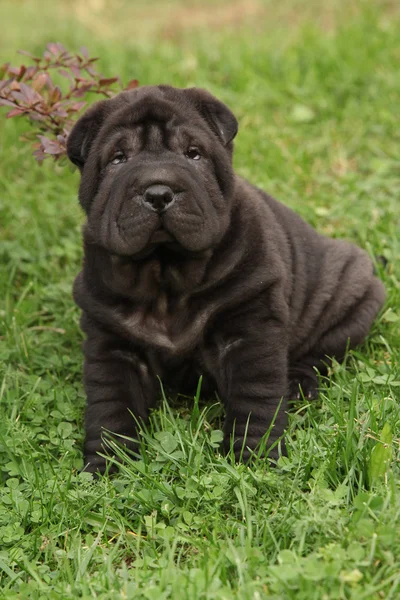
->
[143,185,175,213]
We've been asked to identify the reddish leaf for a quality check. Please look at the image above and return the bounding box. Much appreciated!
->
[17,65,27,79]
[70,65,82,79]
[52,108,69,118]
[80,46,89,60]
[0,79,13,93]
[70,87,85,98]
[0,62,11,77]
[38,134,64,155]
[68,101,87,112]
[85,65,97,77]
[99,77,119,86]
[0,98,17,108]
[8,67,23,77]
[9,91,26,103]
[19,82,40,105]
[32,142,47,162]
[125,79,139,90]
[31,72,50,92]
[74,76,93,83]
[22,66,38,80]
[49,85,62,104]
[47,42,63,56]
[29,113,46,122]
[73,84,93,98]
[58,68,73,82]
[59,50,71,62]
[7,108,26,118]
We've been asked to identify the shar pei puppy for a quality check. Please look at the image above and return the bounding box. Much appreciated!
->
[66,85,386,473]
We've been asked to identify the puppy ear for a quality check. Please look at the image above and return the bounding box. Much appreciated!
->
[185,87,238,145]
[66,100,109,170]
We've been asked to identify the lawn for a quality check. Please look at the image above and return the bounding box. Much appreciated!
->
[0,0,399,598]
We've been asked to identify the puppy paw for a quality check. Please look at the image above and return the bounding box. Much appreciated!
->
[288,375,319,401]
[82,454,118,476]
[222,435,286,463]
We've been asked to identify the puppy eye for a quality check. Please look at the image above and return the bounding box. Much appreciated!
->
[110,152,127,165]
[185,146,201,160]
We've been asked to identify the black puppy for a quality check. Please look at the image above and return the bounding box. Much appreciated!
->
[66,85,386,472]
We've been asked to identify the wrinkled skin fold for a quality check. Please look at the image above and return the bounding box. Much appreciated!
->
[66,85,386,473]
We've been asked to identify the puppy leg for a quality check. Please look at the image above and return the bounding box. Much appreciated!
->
[207,318,289,461]
[81,317,158,473]
[290,277,385,402]
[313,277,385,365]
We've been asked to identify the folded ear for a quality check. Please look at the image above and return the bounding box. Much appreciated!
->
[184,87,238,146]
[66,100,109,170]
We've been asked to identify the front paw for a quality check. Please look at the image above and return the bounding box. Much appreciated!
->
[288,374,319,401]
[83,435,140,475]
[82,453,117,476]
[223,434,286,463]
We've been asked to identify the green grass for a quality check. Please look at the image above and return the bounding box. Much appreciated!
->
[0,0,399,597]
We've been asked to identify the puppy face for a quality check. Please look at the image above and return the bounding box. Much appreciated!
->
[67,86,238,258]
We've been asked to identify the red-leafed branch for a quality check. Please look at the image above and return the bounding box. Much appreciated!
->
[0,43,138,163]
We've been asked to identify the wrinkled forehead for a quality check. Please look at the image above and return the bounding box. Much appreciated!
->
[106,89,202,131]
[96,92,210,152]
